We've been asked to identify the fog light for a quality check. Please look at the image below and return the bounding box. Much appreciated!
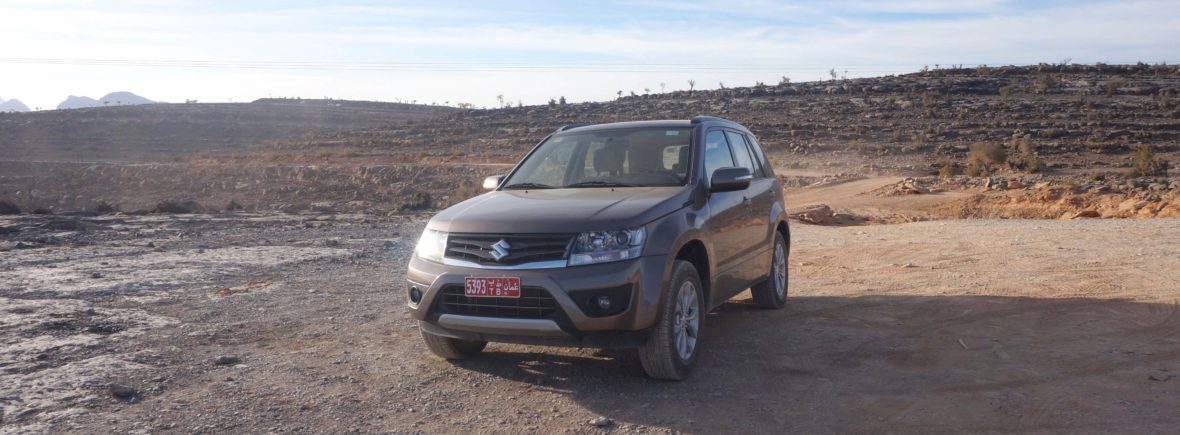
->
[409,286,423,303]
[595,295,612,310]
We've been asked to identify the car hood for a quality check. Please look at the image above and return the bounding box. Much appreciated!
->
[428,186,690,233]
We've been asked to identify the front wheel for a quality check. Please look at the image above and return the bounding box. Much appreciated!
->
[420,326,487,360]
[638,260,704,380]
[751,231,788,309]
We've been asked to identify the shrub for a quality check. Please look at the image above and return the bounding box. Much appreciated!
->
[965,163,986,177]
[1038,128,1066,139]
[31,208,53,215]
[225,200,243,211]
[0,200,20,215]
[968,142,1007,167]
[938,161,958,178]
[153,200,202,214]
[1128,145,1169,177]
[1105,77,1127,97]
[93,202,118,214]
[998,85,1013,103]
[1023,155,1046,173]
[399,192,433,211]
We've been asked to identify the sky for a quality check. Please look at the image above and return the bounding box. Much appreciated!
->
[1,0,1178,110]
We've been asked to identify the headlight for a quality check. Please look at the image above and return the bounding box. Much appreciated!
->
[415,228,447,262]
[568,227,645,266]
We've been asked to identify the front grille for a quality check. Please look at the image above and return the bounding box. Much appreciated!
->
[445,233,574,265]
[438,285,558,319]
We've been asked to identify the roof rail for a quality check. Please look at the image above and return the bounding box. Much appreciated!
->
[558,123,591,132]
[690,116,727,124]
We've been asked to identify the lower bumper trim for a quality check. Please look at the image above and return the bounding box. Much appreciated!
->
[437,314,568,337]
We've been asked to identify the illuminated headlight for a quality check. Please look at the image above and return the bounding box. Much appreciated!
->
[415,228,447,262]
[569,227,645,266]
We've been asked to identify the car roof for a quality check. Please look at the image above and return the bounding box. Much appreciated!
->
[557,117,745,134]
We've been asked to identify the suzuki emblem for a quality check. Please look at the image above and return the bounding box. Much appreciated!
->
[490,239,511,261]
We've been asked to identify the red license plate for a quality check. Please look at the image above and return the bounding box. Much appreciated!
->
[464,277,521,298]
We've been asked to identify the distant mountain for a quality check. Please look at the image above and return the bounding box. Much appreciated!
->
[58,95,102,109]
[57,92,154,110]
[98,92,154,106]
[0,99,30,112]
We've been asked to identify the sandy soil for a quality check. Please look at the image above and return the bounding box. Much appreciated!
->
[2,209,1177,434]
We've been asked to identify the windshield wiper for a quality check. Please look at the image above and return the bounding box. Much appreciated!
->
[502,182,556,190]
[565,181,637,188]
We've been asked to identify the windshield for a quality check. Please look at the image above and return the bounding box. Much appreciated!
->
[502,127,693,189]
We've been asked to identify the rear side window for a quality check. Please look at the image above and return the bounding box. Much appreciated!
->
[725,131,756,175]
[703,131,734,181]
[744,134,774,177]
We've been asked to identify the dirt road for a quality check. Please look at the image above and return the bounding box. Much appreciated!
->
[2,213,1178,433]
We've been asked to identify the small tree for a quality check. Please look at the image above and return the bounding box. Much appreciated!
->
[496,94,505,108]
[659,82,666,93]
[548,98,557,107]
[687,79,696,95]
[558,96,566,105]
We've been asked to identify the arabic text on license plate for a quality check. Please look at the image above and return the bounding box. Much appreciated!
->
[464,277,521,298]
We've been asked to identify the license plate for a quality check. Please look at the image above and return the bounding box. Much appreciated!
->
[464,277,521,298]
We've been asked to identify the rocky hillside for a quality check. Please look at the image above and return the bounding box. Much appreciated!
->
[278,63,1179,174]
[0,99,455,162]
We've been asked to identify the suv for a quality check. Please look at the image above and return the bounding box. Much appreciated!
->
[406,116,789,380]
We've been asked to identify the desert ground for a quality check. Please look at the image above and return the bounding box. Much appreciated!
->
[2,174,1178,434]
[2,64,1179,433]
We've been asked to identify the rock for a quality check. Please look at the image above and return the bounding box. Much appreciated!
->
[1148,183,1167,191]
[109,383,140,401]
[213,355,242,366]
[588,416,612,427]
[1069,210,1101,219]
[789,204,834,225]
[1149,371,1172,381]
[1007,180,1025,189]
[90,272,103,279]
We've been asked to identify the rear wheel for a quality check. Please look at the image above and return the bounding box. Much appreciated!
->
[751,231,788,309]
[420,326,487,360]
[639,260,704,380]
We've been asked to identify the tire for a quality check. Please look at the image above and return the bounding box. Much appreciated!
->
[639,260,704,380]
[420,327,487,360]
[751,231,788,309]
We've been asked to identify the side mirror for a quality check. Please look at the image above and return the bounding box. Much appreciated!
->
[482,175,506,190]
[709,167,752,192]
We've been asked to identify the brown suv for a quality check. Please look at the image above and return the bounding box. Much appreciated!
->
[406,116,789,379]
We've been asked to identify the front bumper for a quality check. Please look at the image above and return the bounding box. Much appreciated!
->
[406,253,670,344]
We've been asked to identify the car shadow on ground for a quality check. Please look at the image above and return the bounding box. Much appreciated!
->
[454,295,1180,433]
